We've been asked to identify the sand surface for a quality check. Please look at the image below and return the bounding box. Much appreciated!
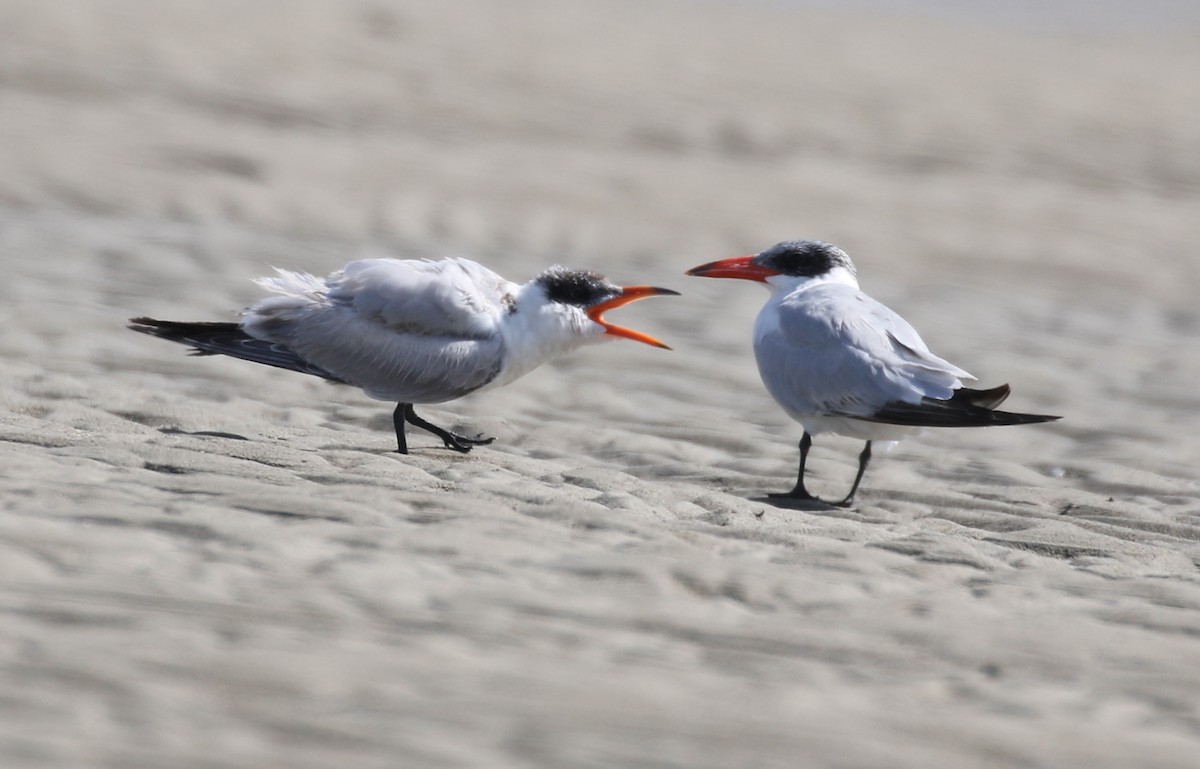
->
[3,1,1200,766]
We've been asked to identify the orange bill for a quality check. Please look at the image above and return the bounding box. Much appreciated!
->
[586,286,680,349]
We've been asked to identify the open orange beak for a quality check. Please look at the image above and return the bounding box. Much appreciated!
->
[686,255,777,282]
[586,286,679,349]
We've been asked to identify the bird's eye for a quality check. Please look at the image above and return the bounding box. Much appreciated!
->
[760,241,850,278]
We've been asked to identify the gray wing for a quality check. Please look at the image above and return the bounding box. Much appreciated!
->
[754,284,974,420]
[240,258,512,403]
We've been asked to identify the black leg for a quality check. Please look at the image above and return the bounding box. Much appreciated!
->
[403,404,495,453]
[835,441,872,507]
[769,432,820,501]
[393,403,409,454]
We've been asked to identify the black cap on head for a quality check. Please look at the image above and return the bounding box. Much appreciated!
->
[535,267,621,307]
[754,240,856,278]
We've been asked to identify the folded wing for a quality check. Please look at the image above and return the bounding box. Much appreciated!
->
[238,258,515,403]
[755,284,974,420]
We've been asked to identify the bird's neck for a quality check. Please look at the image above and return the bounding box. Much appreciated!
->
[492,286,599,387]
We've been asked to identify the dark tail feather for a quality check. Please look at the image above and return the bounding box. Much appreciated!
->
[863,383,1060,428]
[128,317,346,383]
[953,384,1011,410]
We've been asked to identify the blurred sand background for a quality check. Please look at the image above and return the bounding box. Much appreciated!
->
[3,0,1200,766]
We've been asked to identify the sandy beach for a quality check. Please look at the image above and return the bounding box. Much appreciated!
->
[3,0,1200,766]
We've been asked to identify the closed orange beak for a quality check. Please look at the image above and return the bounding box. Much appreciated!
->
[686,256,777,282]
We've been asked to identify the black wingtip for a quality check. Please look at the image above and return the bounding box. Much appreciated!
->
[128,316,349,383]
[990,410,1062,426]
[865,395,1061,429]
[954,384,1011,410]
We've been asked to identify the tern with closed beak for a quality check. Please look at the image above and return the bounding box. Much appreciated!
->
[687,240,1059,506]
[131,257,678,453]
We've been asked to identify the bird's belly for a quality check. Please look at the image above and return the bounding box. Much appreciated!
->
[800,414,923,441]
[310,338,502,405]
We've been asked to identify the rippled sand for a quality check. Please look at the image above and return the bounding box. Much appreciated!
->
[3,1,1199,766]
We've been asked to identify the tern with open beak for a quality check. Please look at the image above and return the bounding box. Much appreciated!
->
[687,240,1059,506]
[131,257,678,453]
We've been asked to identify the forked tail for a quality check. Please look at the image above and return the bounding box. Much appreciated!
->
[128,317,346,383]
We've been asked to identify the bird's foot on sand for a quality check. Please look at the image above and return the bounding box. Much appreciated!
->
[765,487,846,510]
[441,432,495,453]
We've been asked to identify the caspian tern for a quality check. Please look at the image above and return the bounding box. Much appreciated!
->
[131,257,678,453]
[687,240,1059,506]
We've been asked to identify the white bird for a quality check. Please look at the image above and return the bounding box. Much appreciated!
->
[687,240,1059,506]
[131,256,678,453]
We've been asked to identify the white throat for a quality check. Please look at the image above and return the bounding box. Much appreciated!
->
[490,284,602,388]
